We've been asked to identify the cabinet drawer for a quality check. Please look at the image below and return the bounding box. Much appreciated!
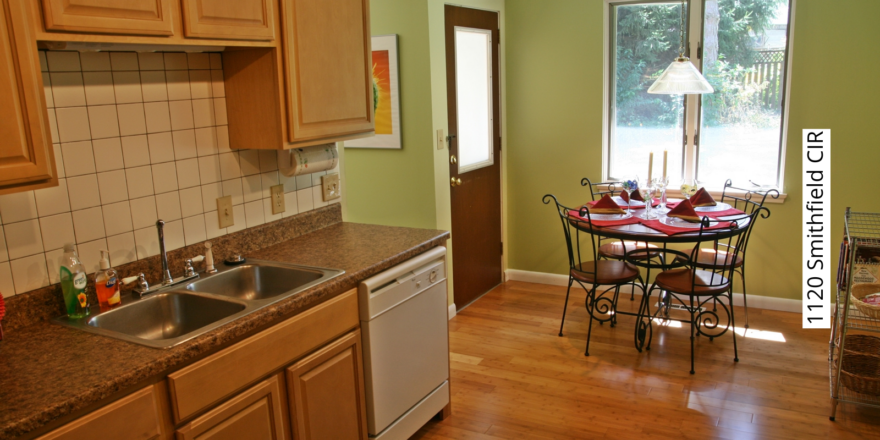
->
[37,384,167,440]
[167,289,358,422]
[176,373,289,440]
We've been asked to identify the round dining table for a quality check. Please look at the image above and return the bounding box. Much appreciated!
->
[567,199,752,352]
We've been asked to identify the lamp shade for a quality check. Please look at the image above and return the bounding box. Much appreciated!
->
[647,58,714,94]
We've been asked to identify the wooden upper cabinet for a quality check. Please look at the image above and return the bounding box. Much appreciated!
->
[181,0,275,41]
[282,0,374,142]
[0,0,57,195]
[286,330,368,440]
[40,0,175,36]
[176,373,290,440]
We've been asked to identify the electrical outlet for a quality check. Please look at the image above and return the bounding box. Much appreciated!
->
[436,129,445,150]
[270,184,285,214]
[322,174,340,201]
[216,196,234,228]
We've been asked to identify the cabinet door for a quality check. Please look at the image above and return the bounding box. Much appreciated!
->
[41,0,174,36]
[0,0,56,193]
[181,0,275,41]
[176,373,290,440]
[286,330,368,440]
[37,384,170,440]
[281,0,374,142]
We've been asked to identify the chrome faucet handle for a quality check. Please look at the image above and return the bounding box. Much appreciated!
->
[122,273,150,297]
[184,260,196,278]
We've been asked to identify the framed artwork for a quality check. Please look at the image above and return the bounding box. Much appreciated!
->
[346,34,402,149]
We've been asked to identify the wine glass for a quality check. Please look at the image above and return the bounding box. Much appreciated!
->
[638,179,657,220]
[623,176,639,216]
[680,179,697,200]
[654,176,670,212]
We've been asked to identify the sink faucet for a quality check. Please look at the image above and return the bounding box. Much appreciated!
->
[157,220,173,285]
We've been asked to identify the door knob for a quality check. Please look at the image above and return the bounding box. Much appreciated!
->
[450,177,461,187]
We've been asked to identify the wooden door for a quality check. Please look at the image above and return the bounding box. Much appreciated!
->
[40,0,174,36]
[176,373,290,440]
[0,0,57,195]
[181,0,275,41]
[445,5,502,309]
[286,330,368,440]
[37,384,170,440]
[280,0,374,142]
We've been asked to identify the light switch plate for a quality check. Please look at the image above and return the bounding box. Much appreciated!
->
[270,184,285,214]
[216,195,234,228]
[322,174,340,201]
[436,129,445,150]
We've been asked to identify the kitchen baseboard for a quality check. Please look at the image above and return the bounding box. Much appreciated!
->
[448,303,457,320]
[504,269,802,314]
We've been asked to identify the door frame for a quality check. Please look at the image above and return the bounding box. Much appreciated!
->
[428,0,507,312]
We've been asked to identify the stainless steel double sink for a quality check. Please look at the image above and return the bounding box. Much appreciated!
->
[54,260,344,349]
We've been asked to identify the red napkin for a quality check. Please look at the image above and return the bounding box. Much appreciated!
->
[667,199,702,222]
[620,189,644,203]
[588,194,625,214]
[690,187,717,207]
[568,210,640,227]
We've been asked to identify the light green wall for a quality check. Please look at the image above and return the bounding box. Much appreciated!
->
[343,0,437,229]
[505,0,880,300]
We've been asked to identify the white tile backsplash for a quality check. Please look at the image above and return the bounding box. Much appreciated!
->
[112,71,143,103]
[2,50,336,298]
[72,207,105,243]
[0,191,39,224]
[35,179,71,217]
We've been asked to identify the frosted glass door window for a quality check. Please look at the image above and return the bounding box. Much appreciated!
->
[454,27,494,173]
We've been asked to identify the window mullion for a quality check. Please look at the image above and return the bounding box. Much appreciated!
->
[683,0,703,184]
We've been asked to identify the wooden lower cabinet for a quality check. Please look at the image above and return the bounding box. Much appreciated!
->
[286,330,368,440]
[37,383,171,440]
[176,373,289,440]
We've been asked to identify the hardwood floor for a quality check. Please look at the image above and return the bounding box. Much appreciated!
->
[412,281,880,439]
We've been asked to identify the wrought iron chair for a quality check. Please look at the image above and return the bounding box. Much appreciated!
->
[675,180,778,328]
[543,194,643,356]
[636,208,764,374]
[582,178,660,300]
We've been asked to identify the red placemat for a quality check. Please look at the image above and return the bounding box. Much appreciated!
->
[638,218,732,236]
[587,198,659,210]
[568,210,641,227]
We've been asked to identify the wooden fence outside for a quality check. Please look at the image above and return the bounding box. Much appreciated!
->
[745,49,785,108]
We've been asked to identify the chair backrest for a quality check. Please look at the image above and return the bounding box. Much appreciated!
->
[682,209,765,290]
[581,178,623,201]
[543,194,600,276]
[719,179,778,258]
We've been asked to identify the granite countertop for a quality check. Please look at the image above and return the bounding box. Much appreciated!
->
[0,222,448,439]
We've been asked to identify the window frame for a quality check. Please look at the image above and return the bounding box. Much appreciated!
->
[602,0,795,198]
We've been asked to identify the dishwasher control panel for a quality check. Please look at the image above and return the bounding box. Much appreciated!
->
[358,247,447,321]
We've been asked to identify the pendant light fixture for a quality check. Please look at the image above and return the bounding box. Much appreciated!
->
[647,0,714,94]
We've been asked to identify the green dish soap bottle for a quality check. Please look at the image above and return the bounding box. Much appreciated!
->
[60,244,90,319]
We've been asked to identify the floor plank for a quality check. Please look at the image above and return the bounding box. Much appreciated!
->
[411,281,880,439]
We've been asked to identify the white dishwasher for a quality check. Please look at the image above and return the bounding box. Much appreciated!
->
[359,246,450,440]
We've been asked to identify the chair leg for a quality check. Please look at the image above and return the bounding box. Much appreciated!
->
[559,277,574,337]
[611,285,621,328]
[585,285,598,357]
[689,295,696,375]
[730,288,739,363]
[739,266,749,329]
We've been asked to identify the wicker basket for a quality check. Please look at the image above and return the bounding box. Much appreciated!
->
[850,284,880,319]
[840,353,880,396]
[843,334,880,357]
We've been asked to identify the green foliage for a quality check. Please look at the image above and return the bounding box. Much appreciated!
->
[614,0,784,127]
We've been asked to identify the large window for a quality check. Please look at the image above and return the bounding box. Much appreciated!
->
[607,0,792,189]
